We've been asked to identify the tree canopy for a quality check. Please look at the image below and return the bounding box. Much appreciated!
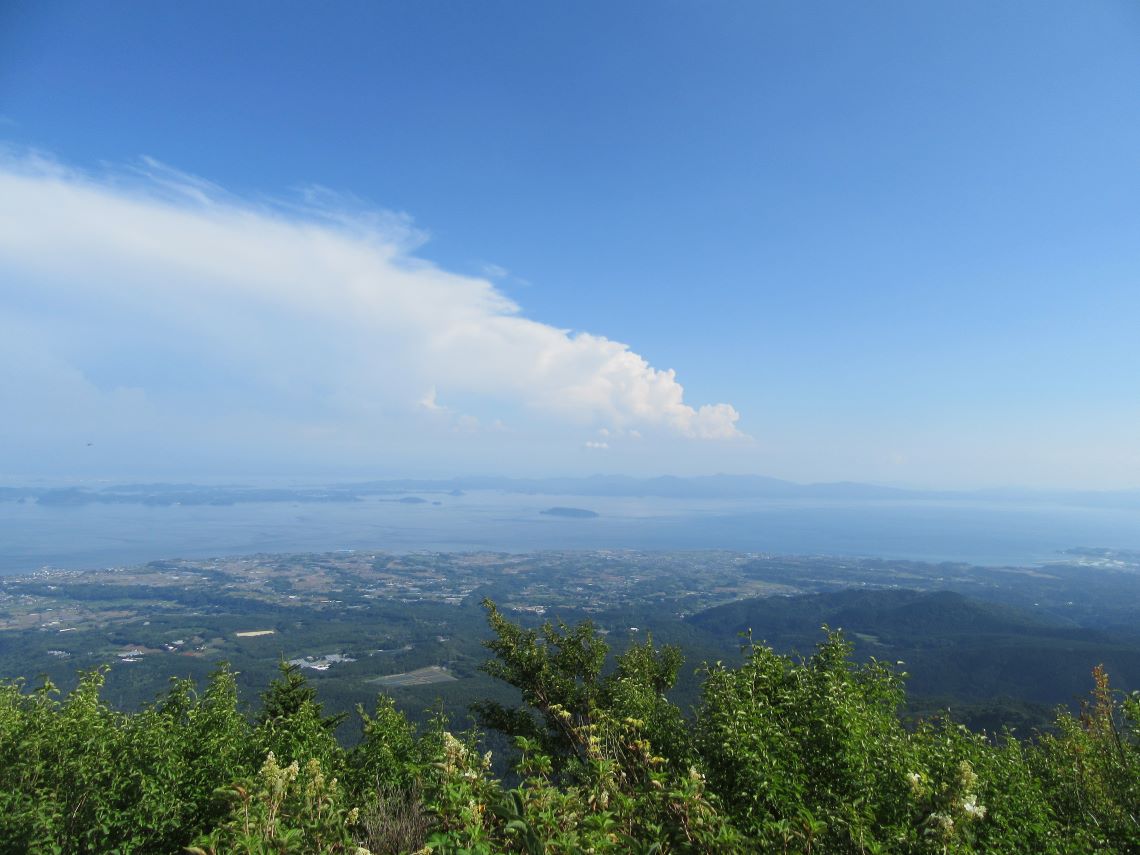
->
[0,600,1137,853]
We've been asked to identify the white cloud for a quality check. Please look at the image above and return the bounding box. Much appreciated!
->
[418,387,447,413]
[480,262,509,279]
[0,152,742,472]
[584,440,609,450]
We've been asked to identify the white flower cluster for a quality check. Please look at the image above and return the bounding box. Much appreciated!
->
[961,793,986,819]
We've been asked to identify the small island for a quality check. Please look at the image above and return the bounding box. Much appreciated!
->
[540,506,599,519]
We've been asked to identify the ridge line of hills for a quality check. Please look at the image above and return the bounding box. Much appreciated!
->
[4,473,1140,508]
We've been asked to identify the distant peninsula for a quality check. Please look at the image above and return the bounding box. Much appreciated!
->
[7,475,1140,512]
[540,506,599,519]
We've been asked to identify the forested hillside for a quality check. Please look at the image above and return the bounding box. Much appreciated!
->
[1,600,1137,853]
[689,589,1140,723]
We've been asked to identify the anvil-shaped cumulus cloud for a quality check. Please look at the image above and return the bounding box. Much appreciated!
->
[0,153,741,467]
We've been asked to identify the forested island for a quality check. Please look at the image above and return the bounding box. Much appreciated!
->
[540,507,599,518]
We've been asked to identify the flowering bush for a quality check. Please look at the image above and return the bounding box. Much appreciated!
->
[0,602,1137,852]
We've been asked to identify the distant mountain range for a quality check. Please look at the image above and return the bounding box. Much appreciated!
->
[2,474,1139,508]
[355,474,1140,507]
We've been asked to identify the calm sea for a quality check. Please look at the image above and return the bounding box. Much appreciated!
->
[2,491,1140,574]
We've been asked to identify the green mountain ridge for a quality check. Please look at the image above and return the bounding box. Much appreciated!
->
[688,588,1140,708]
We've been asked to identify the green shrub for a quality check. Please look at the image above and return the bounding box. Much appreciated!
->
[0,603,1137,853]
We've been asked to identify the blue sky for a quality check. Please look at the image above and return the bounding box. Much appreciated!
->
[2,1,1139,487]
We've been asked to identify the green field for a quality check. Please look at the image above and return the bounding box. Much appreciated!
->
[369,665,458,687]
